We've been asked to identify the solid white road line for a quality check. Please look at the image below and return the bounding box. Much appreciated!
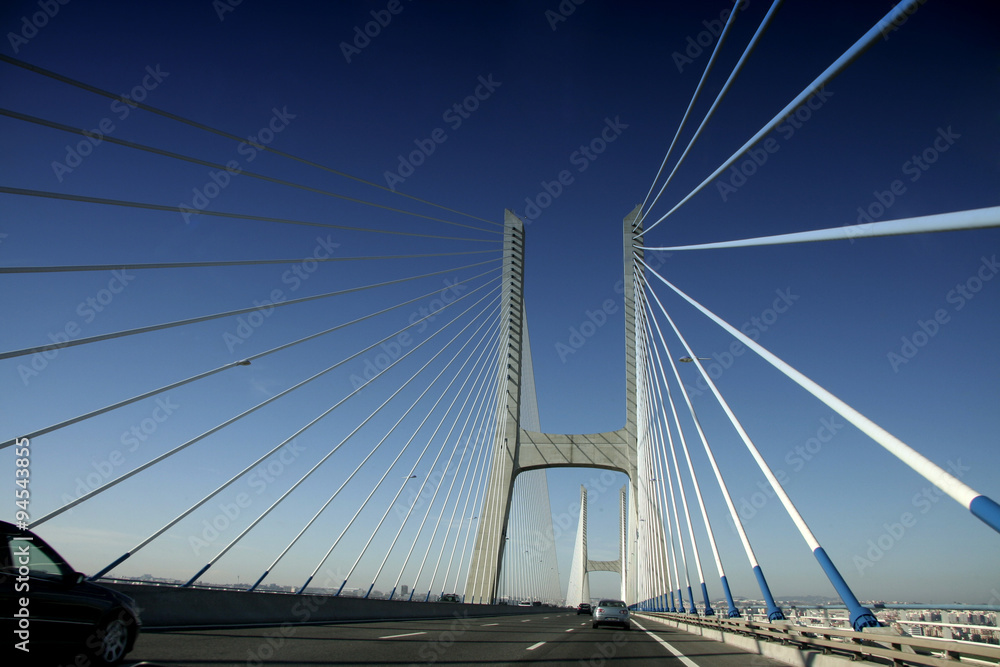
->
[379,631,427,639]
[632,620,701,667]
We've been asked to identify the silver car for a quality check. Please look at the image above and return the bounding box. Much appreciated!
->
[592,599,630,630]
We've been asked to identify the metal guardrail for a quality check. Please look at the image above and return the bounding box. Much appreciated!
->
[637,612,1000,666]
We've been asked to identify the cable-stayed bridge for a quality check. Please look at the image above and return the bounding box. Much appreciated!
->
[2,2,999,663]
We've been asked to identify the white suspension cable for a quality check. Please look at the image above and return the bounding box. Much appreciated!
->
[183,290,502,587]
[647,332,709,593]
[0,54,500,228]
[411,341,500,599]
[0,186,501,243]
[2,259,498,362]
[4,268,498,452]
[646,344,688,607]
[645,205,1000,251]
[639,0,786,226]
[640,273,762,568]
[639,0,746,218]
[36,276,500,528]
[302,300,502,593]
[641,307,710,606]
[253,314,502,592]
[385,323,503,597]
[0,250,497,274]
[467,297,518,602]
[447,381,502,599]
[643,259,1000,534]
[637,272,681,606]
[1,108,500,235]
[342,302,504,597]
[644,0,925,235]
[636,295,673,605]
[642,278,821,549]
[643,293,728,583]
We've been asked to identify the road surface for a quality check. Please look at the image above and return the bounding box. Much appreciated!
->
[123,611,788,666]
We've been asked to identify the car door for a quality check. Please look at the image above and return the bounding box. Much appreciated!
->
[5,532,104,653]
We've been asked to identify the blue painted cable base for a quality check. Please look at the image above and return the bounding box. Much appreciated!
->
[719,575,740,618]
[971,495,1000,535]
[700,582,715,616]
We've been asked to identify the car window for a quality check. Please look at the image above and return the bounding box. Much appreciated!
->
[600,600,625,607]
[4,535,73,580]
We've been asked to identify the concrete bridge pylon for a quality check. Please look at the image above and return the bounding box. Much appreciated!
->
[565,484,628,607]
[464,205,660,606]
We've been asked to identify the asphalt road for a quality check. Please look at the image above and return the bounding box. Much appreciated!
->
[122,611,789,666]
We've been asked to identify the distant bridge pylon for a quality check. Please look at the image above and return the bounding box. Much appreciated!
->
[565,484,628,607]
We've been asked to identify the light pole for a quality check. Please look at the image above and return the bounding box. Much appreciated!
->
[503,536,509,604]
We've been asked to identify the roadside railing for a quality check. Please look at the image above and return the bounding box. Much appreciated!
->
[637,612,1000,666]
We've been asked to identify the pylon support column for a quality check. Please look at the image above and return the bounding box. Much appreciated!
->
[465,210,525,604]
[465,206,656,606]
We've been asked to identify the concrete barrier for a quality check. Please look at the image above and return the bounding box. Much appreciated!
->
[105,584,554,629]
[635,613,872,667]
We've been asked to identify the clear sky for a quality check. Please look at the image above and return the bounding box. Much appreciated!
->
[1,1,998,606]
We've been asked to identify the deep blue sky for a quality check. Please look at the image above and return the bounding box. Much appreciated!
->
[2,1,998,604]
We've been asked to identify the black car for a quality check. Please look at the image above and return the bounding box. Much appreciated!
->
[576,602,592,615]
[0,521,141,665]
